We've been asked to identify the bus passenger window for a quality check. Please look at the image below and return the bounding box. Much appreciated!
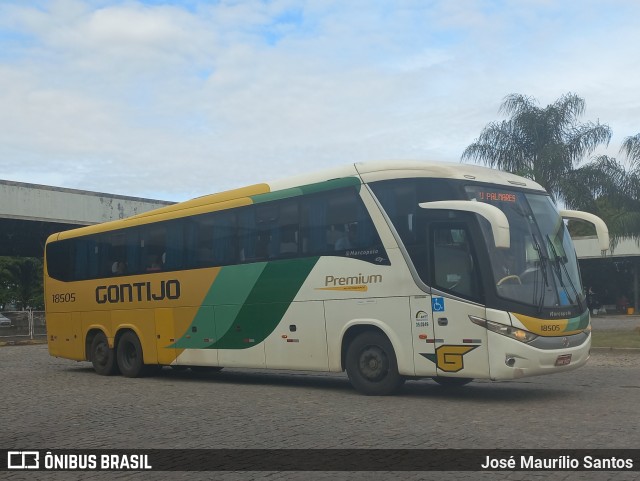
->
[301,187,384,259]
[142,226,166,272]
[279,224,298,256]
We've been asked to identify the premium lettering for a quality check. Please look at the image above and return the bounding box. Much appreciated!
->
[324,273,382,287]
[96,280,180,304]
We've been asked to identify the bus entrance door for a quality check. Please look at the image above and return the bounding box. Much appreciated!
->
[430,296,489,379]
[428,222,490,379]
[410,295,437,376]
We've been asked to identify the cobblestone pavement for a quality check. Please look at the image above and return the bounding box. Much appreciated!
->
[1,345,639,481]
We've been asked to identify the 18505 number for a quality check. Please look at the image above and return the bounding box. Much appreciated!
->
[52,293,76,303]
[541,324,561,332]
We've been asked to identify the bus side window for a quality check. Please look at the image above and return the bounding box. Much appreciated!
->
[125,229,141,274]
[238,206,258,262]
[211,211,236,266]
[164,218,185,270]
[141,226,166,272]
[301,187,382,256]
[46,241,73,282]
[276,201,299,258]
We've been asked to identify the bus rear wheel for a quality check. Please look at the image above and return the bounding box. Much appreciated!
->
[90,332,118,376]
[116,331,152,378]
[346,331,405,396]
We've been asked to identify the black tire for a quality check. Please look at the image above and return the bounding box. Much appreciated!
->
[116,331,150,378]
[346,331,405,395]
[433,376,473,387]
[90,332,119,376]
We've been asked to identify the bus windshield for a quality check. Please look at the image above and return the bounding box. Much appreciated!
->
[465,186,585,311]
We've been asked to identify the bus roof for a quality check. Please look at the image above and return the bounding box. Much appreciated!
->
[354,160,544,191]
[51,160,545,242]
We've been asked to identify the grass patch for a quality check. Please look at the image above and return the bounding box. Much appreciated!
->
[591,329,640,349]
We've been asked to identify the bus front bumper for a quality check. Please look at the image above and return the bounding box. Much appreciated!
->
[487,330,591,380]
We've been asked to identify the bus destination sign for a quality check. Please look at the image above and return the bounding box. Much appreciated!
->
[477,191,517,203]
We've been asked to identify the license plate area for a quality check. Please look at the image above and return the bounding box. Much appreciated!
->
[555,354,572,366]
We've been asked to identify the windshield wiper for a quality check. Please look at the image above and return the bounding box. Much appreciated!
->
[546,234,583,312]
[531,236,549,314]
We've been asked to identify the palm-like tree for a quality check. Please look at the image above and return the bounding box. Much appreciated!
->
[461,93,612,202]
[621,133,640,166]
[560,137,640,242]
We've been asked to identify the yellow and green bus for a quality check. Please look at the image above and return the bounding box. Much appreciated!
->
[44,161,608,395]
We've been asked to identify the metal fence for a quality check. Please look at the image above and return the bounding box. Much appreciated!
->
[0,310,46,339]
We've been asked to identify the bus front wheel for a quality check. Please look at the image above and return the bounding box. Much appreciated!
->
[90,332,118,376]
[346,331,405,395]
[116,331,150,378]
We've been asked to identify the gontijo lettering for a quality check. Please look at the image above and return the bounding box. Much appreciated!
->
[96,280,180,304]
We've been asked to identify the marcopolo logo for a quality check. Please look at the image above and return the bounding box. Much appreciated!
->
[96,280,181,304]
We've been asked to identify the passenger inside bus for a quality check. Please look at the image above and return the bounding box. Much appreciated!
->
[335,223,357,250]
[146,255,162,272]
[111,260,126,276]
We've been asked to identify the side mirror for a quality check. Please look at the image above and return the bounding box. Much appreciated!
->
[419,200,510,249]
[559,210,609,252]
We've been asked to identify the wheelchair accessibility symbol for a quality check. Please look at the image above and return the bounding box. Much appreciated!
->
[432,297,445,312]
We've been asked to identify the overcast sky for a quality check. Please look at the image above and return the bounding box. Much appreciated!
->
[1,0,639,202]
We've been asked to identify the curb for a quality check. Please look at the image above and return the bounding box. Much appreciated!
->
[0,339,47,347]
[590,346,640,353]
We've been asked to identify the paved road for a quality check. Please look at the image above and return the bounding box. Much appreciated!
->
[590,314,640,331]
[1,344,639,481]
[2,313,637,347]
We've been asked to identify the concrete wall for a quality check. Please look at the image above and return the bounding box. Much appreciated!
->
[0,180,173,226]
[573,235,640,259]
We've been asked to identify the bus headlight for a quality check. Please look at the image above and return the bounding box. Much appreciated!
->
[469,316,538,344]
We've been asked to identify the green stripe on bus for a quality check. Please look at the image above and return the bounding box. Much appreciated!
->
[565,310,590,332]
[251,177,361,204]
[172,263,266,349]
[172,257,319,350]
[210,257,319,349]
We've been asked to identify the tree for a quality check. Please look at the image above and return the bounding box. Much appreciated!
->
[621,133,640,166]
[0,257,44,310]
[0,258,15,310]
[461,93,612,203]
[561,137,640,242]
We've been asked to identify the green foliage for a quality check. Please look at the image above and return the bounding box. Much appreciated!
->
[462,93,612,202]
[463,92,640,243]
[0,259,14,309]
[560,155,640,244]
[621,133,640,166]
[0,257,44,310]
